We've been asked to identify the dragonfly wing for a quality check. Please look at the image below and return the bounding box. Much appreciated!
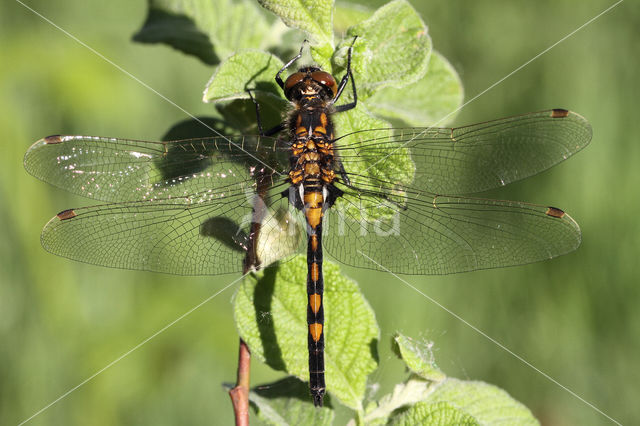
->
[324,187,580,275]
[336,109,591,195]
[24,134,288,203]
[40,183,305,275]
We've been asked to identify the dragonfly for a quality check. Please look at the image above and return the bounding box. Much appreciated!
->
[24,40,591,407]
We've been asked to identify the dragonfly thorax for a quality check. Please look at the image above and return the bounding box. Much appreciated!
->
[287,97,337,193]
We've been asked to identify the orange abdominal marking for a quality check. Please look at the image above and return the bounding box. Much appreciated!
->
[310,263,319,282]
[306,208,322,228]
[310,235,318,250]
[304,191,323,207]
[309,293,322,313]
[309,323,323,342]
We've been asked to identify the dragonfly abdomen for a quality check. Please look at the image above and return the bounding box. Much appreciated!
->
[293,139,334,406]
[305,186,326,406]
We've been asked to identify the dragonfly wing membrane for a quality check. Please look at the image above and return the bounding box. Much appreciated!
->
[336,110,591,195]
[41,183,305,275]
[24,135,288,203]
[324,188,581,275]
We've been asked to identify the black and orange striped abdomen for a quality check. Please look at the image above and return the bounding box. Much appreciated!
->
[304,187,326,406]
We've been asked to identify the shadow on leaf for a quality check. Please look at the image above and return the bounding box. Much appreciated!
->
[133,8,219,65]
[253,267,286,371]
[251,376,333,408]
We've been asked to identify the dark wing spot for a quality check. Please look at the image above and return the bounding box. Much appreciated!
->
[551,109,569,118]
[57,209,77,220]
[545,206,565,218]
[44,135,63,144]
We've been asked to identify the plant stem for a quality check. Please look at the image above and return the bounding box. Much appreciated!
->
[229,170,272,424]
[229,339,251,426]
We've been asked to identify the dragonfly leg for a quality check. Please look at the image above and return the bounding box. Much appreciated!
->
[247,89,284,137]
[275,40,308,90]
[334,159,351,186]
[333,70,357,113]
[333,36,358,111]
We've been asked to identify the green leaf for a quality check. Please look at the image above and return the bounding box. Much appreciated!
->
[160,116,232,141]
[333,3,372,34]
[133,0,274,65]
[364,336,538,425]
[203,50,284,102]
[258,0,335,49]
[389,401,478,425]
[426,379,539,425]
[366,51,463,127]
[202,50,287,133]
[392,333,446,382]
[234,256,379,410]
[338,0,432,99]
[363,377,435,425]
[249,377,334,425]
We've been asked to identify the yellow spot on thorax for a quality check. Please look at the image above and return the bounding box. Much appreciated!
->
[319,113,328,127]
[304,163,321,175]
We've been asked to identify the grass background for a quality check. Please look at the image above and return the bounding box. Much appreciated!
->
[1,0,638,424]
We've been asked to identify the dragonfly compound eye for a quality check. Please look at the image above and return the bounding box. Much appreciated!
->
[284,72,306,99]
[310,71,337,96]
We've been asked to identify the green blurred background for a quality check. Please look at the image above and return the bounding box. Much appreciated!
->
[1,0,638,424]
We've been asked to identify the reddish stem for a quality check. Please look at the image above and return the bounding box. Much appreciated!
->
[229,338,251,426]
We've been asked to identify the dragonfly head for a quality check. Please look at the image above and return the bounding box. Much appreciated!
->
[283,66,337,102]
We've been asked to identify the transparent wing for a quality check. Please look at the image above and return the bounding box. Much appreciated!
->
[335,109,591,195]
[325,182,580,275]
[24,134,289,203]
[28,109,589,276]
[40,182,306,275]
